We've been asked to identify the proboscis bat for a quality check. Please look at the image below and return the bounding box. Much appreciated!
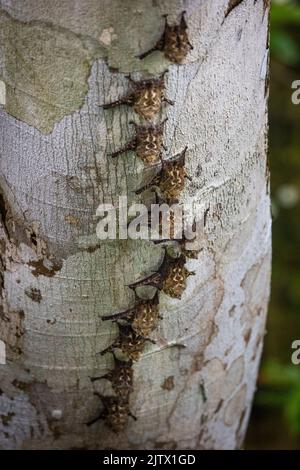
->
[100,74,173,121]
[90,357,133,400]
[99,324,155,362]
[87,394,136,432]
[102,293,161,337]
[135,146,190,202]
[139,11,193,64]
[128,251,195,299]
[109,119,167,166]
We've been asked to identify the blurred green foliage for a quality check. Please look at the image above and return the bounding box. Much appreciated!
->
[257,361,300,435]
[271,2,300,66]
[246,0,300,449]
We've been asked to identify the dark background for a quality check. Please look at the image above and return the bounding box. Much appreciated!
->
[246,0,300,449]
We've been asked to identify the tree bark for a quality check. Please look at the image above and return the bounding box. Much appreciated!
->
[0,0,271,450]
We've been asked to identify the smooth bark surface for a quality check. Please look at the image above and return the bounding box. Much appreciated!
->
[0,0,271,449]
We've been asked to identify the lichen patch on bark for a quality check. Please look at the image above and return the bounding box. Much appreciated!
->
[0,8,103,133]
[24,287,42,303]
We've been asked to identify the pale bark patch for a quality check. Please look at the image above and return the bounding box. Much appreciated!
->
[223,356,245,398]
[223,384,247,427]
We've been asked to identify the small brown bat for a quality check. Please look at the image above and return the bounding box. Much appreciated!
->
[139,11,193,64]
[109,119,167,166]
[99,324,155,362]
[135,146,191,202]
[128,251,195,299]
[90,357,134,401]
[102,293,161,338]
[100,74,174,121]
[87,394,136,432]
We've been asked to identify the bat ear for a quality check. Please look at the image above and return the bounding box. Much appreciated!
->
[181,146,188,163]
[162,14,169,27]
[166,146,188,166]
[180,10,188,29]
[174,145,188,166]
[160,246,171,268]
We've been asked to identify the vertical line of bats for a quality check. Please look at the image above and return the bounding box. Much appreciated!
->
[88,11,195,433]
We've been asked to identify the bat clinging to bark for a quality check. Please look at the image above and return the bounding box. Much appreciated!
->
[109,119,167,166]
[128,251,195,299]
[102,293,161,337]
[135,146,190,202]
[90,357,134,401]
[99,324,155,362]
[100,74,173,121]
[87,394,136,432]
[139,11,193,64]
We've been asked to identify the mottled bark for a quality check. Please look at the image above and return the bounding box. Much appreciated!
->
[0,0,271,449]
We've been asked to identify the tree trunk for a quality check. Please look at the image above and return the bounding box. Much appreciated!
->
[0,0,271,450]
